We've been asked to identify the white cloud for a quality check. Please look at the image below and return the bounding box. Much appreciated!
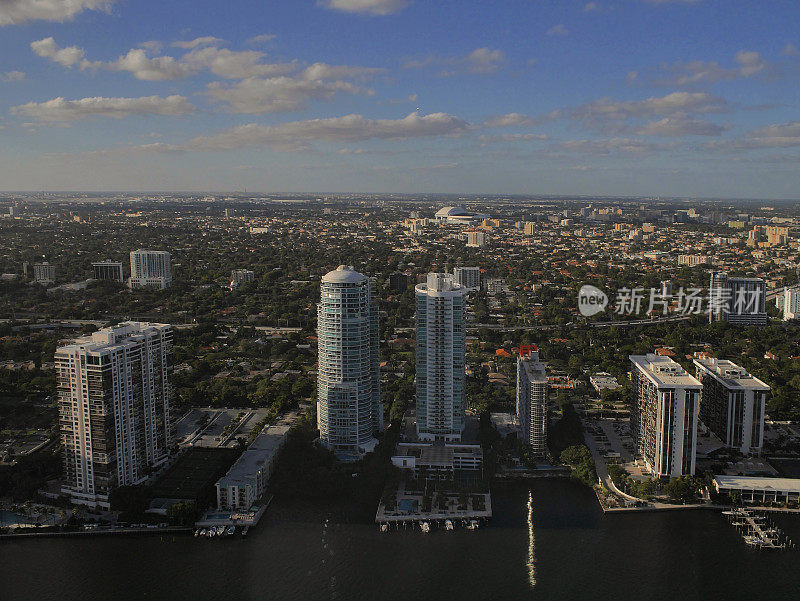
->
[247,33,277,44]
[202,76,370,114]
[482,113,536,128]
[0,70,25,81]
[655,50,768,86]
[636,116,727,136]
[31,37,86,67]
[11,94,194,123]
[782,43,799,57]
[172,36,225,49]
[464,47,504,73]
[138,40,163,53]
[583,2,600,11]
[104,48,195,80]
[182,47,294,79]
[402,47,505,76]
[320,0,409,16]
[546,24,569,37]
[713,121,800,149]
[0,0,113,26]
[302,62,384,80]
[169,111,468,151]
[572,92,728,125]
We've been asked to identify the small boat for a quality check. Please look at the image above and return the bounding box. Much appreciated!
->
[380,523,388,533]
[226,526,236,536]
[420,522,430,534]
[193,529,199,537]
[199,528,207,536]
[445,520,454,531]
[241,526,249,537]
[208,529,216,538]
[467,520,479,530]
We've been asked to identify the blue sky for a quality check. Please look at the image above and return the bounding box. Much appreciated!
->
[1,0,799,197]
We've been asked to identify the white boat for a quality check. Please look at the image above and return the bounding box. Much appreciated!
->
[445,520,454,531]
[420,522,430,533]
[193,529,199,537]
[208,529,216,538]
[226,526,236,536]
[380,524,388,533]
[467,520,479,530]
[199,528,207,536]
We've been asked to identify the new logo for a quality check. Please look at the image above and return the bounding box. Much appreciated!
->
[578,285,608,317]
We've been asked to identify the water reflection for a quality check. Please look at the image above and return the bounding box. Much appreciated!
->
[527,490,536,589]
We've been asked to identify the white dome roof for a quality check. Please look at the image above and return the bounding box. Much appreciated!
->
[322,265,367,284]
[435,206,469,218]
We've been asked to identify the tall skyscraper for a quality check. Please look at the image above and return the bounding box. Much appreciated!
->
[629,354,701,477]
[55,322,173,508]
[516,346,548,456]
[693,357,769,456]
[92,260,124,283]
[317,266,382,461]
[415,273,467,441]
[129,249,172,290]
[709,272,767,325]
[453,266,480,291]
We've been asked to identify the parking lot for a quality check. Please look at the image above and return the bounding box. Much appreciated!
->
[175,407,272,449]
[584,416,649,480]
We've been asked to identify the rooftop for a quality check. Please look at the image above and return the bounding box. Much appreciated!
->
[630,353,701,388]
[693,357,770,391]
[321,265,367,284]
[714,475,800,493]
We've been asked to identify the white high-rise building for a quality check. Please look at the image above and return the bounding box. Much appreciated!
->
[33,262,56,284]
[709,272,767,326]
[784,286,800,321]
[92,260,124,283]
[465,230,487,248]
[516,346,548,456]
[453,266,480,291]
[629,354,701,477]
[230,269,254,289]
[693,356,769,456]
[317,266,382,461]
[129,249,172,290]
[415,273,467,441]
[55,322,173,508]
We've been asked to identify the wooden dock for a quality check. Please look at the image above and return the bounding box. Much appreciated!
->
[722,508,795,550]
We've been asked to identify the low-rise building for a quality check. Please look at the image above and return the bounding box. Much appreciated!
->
[713,475,800,505]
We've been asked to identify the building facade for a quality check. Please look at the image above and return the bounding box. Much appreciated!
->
[709,272,767,326]
[33,262,56,284]
[415,273,467,442]
[317,266,382,461]
[693,357,769,455]
[92,260,124,283]
[784,286,800,321]
[55,322,173,508]
[516,346,548,456]
[453,266,480,291]
[129,249,172,290]
[629,354,701,477]
[230,269,255,289]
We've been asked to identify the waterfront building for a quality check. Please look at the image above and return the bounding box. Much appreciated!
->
[317,266,382,461]
[55,322,173,509]
[629,354,701,477]
[693,357,769,455]
[415,273,467,442]
[216,416,292,510]
[92,260,124,283]
[33,262,55,284]
[230,269,255,289]
[516,346,548,457]
[784,286,800,321]
[129,249,172,290]
[391,441,483,478]
[709,272,767,326]
[453,266,480,291]
[713,475,800,504]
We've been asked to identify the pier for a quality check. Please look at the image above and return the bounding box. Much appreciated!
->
[722,508,795,550]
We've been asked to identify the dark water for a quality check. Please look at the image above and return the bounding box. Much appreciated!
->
[2,480,800,601]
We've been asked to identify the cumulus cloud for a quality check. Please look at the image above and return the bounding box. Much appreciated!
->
[182,47,294,79]
[150,111,468,152]
[464,47,504,73]
[546,24,569,37]
[103,48,195,80]
[247,33,277,44]
[301,62,384,80]
[0,0,113,26]
[172,36,225,49]
[481,113,536,128]
[31,37,86,67]
[711,121,800,150]
[0,70,25,81]
[10,94,194,123]
[655,50,769,86]
[319,0,409,16]
[202,76,370,114]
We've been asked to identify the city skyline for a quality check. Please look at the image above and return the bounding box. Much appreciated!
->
[0,1,799,197]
